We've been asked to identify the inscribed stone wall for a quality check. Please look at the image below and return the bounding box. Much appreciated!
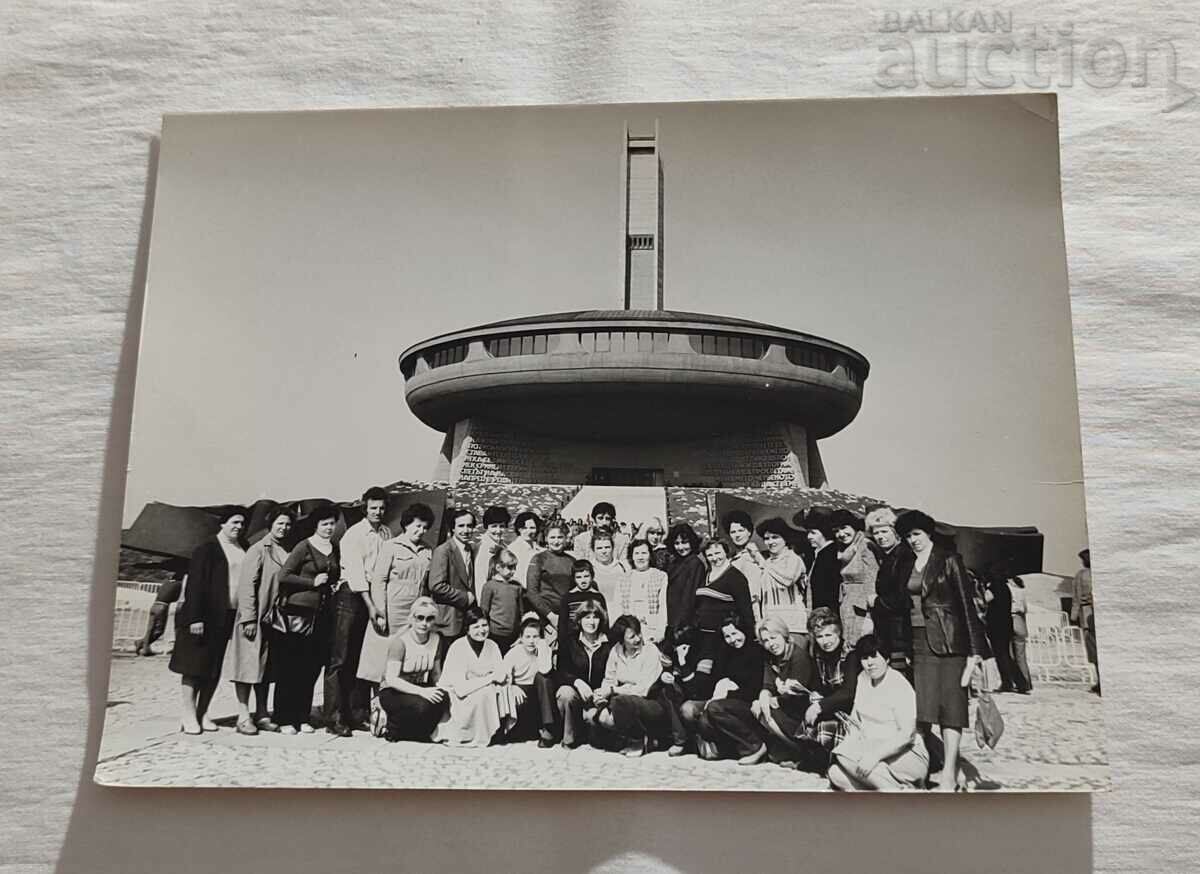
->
[455,418,806,488]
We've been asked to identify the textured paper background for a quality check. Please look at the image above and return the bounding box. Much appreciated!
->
[1,2,1196,873]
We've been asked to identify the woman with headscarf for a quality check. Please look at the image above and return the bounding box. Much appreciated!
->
[864,505,915,678]
[832,509,879,644]
[170,506,247,734]
[273,504,340,735]
[225,505,293,734]
[895,509,990,791]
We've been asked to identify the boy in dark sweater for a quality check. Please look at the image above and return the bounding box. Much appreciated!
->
[556,559,609,646]
[479,547,527,653]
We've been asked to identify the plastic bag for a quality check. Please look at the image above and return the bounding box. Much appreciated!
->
[974,691,1005,749]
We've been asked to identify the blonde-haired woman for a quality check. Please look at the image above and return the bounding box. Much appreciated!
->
[377,595,447,742]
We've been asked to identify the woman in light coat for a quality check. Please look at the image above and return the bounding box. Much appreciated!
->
[358,503,435,685]
[225,506,293,734]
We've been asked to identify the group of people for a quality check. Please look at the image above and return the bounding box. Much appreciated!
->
[155,491,1079,791]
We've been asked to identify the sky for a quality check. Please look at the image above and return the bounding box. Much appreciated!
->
[125,96,1089,574]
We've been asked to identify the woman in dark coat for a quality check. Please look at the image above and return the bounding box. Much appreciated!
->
[685,610,765,759]
[554,597,612,748]
[273,504,340,734]
[665,522,706,632]
[169,506,247,734]
[865,506,916,678]
[983,566,1017,692]
[895,509,990,791]
[691,539,755,668]
[701,614,815,765]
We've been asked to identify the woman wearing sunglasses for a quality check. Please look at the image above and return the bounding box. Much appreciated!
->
[377,595,448,742]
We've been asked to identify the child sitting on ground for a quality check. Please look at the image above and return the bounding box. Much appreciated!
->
[498,615,556,746]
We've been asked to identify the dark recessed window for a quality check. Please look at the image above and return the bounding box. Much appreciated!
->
[423,341,467,369]
[688,333,765,359]
[486,333,552,358]
[786,344,834,371]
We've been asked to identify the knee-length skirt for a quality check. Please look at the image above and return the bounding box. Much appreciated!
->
[912,626,969,729]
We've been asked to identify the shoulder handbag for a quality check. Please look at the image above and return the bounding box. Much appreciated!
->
[266,542,326,636]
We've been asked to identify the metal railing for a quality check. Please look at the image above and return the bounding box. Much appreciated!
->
[1024,609,1096,686]
[112,581,176,653]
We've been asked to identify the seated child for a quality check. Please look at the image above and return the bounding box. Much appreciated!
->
[499,615,557,746]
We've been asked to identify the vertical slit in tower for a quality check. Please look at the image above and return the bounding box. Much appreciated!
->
[623,121,663,311]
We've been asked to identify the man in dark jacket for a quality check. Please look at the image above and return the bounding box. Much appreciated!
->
[428,508,477,655]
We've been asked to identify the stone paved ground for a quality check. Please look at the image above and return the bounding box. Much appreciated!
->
[95,652,1110,792]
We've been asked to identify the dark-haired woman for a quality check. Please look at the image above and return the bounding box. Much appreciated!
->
[554,598,612,748]
[805,512,842,616]
[702,615,815,765]
[754,517,808,632]
[692,540,755,676]
[684,611,765,758]
[510,511,544,586]
[595,614,667,757]
[434,605,507,746]
[526,521,576,621]
[358,502,434,732]
[723,511,765,617]
[983,568,1017,693]
[273,504,340,735]
[171,506,247,734]
[832,509,878,644]
[622,539,668,643]
[895,509,990,791]
[665,523,705,632]
[828,634,928,791]
[226,506,293,734]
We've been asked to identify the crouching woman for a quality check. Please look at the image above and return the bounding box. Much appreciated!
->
[827,634,929,791]
[377,596,447,742]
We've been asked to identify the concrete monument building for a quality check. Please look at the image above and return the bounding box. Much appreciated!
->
[399,125,870,489]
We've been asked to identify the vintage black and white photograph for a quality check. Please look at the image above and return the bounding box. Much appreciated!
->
[98,96,1106,792]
